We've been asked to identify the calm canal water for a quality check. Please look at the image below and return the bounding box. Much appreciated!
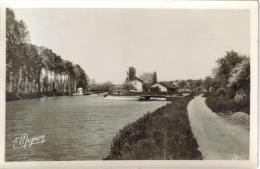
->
[6,95,167,161]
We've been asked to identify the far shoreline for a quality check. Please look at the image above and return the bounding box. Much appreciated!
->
[6,92,71,102]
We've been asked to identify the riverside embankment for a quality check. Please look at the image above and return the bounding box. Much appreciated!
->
[6,92,69,102]
[105,96,202,160]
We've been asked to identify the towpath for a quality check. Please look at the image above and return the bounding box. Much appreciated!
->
[187,95,249,160]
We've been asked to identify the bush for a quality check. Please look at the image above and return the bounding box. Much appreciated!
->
[206,94,249,114]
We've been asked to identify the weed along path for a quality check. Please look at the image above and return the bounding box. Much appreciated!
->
[187,95,249,160]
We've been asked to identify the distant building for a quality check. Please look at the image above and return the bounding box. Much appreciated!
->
[150,81,178,94]
[77,87,83,94]
[112,84,124,94]
[172,81,180,88]
[72,87,84,96]
[129,77,144,92]
[178,88,191,93]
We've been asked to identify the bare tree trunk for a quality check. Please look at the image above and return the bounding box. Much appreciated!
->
[64,75,68,93]
[31,81,33,93]
[70,77,74,93]
[9,71,13,93]
[48,71,50,92]
[24,76,28,94]
[49,71,52,92]
[63,74,66,92]
[34,79,37,93]
[60,74,63,92]
[67,75,70,93]
[61,75,63,92]
[58,74,62,93]
[59,74,62,93]
[43,75,48,93]
[74,78,77,92]
[44,69,47,93]
[37,68,41,93]
[17,67,23,93]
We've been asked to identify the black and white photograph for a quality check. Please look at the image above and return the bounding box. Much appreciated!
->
[0,1,258,169]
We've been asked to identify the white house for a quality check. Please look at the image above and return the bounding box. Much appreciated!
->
[129,77,144,92]
[150,82,178,94]
[77,87,83,94]
[150,83,167,92]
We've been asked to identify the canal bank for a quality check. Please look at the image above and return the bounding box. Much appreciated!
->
[6,92,69,102]
[105,96,202,160]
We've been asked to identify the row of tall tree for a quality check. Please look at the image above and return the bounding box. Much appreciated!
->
[6,8,89,95]
[88,80,114,92]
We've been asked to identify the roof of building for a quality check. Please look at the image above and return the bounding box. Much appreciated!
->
[130,77,144,83]
[152,81,178,89]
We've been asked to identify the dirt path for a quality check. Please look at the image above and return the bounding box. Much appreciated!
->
[187,95,249,160]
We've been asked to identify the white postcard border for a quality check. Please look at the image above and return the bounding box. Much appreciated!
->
[0,1,258,169]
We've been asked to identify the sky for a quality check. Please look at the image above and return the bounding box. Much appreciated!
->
[13,8,250,84]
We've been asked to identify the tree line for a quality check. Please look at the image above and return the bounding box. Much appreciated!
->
[172,51,250,100]
[203,51,250,98]
[6,8,89,96]
[202,50,250,113]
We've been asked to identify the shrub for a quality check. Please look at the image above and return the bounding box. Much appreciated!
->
[206,94,249,114]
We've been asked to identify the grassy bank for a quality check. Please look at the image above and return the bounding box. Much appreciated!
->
[105,96,202,160]
[205,94,249,114]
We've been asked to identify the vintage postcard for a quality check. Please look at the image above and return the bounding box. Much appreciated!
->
[0,1,258,169]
